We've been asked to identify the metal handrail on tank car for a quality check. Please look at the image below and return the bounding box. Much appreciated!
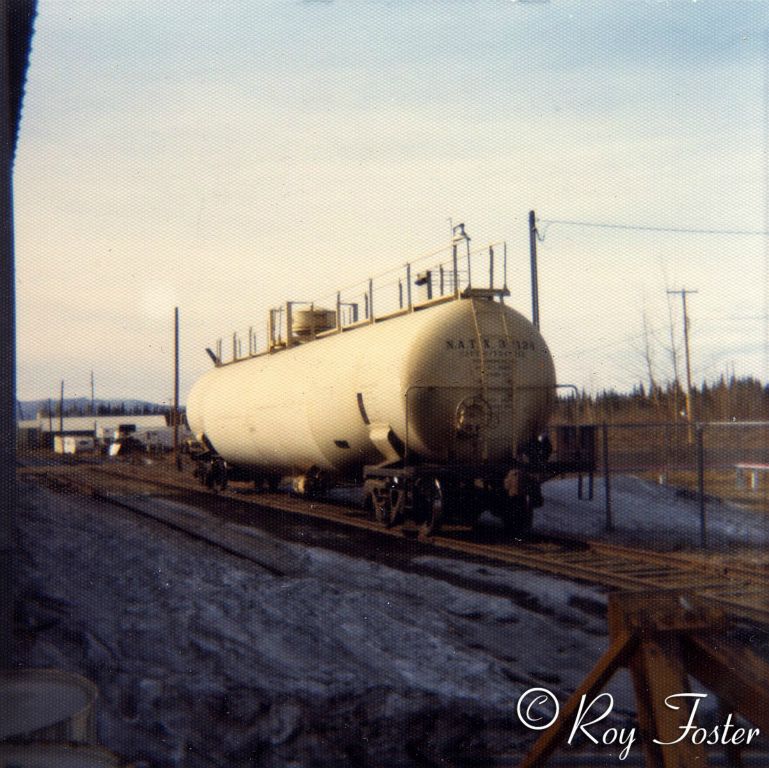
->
[210,231,510,367]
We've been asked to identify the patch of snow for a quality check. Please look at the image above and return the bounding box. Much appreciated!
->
[537,475,769,549]
[15,482,630,766]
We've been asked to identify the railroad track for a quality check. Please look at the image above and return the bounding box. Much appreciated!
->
[18,459,769,627]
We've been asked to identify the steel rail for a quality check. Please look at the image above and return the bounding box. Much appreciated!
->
[19,460,769,627]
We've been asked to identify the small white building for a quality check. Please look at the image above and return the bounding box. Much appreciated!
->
[134,427,178,452]
[95,425,117,443]
[19,415,170,434]
[54,435,95,455]
[18,415,190,454]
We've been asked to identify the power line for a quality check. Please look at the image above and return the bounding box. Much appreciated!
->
[539,219,769,238]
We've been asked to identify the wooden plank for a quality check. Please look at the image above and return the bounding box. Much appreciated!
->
[633,634,709,768]
[684,634,769,734]
[519,632,638,768]
[607,592,718,768]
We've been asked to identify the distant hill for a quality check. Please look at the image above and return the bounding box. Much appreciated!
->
[18,399,171,421]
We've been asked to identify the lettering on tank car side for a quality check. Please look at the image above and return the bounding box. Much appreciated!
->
[444,337,537,359]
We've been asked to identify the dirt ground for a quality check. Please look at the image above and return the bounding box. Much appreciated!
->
[12,458,769,766]
[13,477,633,767]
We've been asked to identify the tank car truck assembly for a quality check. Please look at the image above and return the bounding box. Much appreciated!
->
[187,225,592,536]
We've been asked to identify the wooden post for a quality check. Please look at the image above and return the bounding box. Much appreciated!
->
[697,424,706,548]
[518,631,639,768]
[608,593,709,767]
[521,591,769,767]
[406,265,412,310]
[602,423,613,531]
[59,380,64,436]
[285,302,294,347]
[369,278,374,322]
[529,210,540,329]
[173,307,180,468]
[0,0,16,668]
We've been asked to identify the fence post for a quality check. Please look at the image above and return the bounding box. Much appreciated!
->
[602,423,613,531]
[697,423,707,548]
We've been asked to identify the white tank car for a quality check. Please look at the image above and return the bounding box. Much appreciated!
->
[188,296,553,472]
[188,231,558,535]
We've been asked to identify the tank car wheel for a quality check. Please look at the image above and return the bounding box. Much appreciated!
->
[367,479,404,528]
[370,488,389,526]
[415,478,444,537]
[193,462,206,485]
[294,466,329,498]
[254,475,280,493]
[502,495,533,539]
[206,458,228,493]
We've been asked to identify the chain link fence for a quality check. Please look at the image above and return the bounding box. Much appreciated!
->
[553,421,769,547]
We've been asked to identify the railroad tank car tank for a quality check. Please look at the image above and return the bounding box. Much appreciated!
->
[187,229,558,535]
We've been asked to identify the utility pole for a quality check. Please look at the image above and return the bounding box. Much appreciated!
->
[59,380,64,437]
[2,2,35,669]
[667,288,698,443]
[0,1,16,668]
[90,369,96,436]
[529,210,540,330]
[173,307,180,470]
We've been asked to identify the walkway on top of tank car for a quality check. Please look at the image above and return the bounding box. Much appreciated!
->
[17,454,769,629]
[207,225,509,366]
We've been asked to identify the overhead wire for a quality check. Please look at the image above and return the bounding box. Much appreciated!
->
[538,218,769,239]
[533,215,764,386]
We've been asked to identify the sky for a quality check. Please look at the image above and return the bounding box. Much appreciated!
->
[13,0,769,405]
